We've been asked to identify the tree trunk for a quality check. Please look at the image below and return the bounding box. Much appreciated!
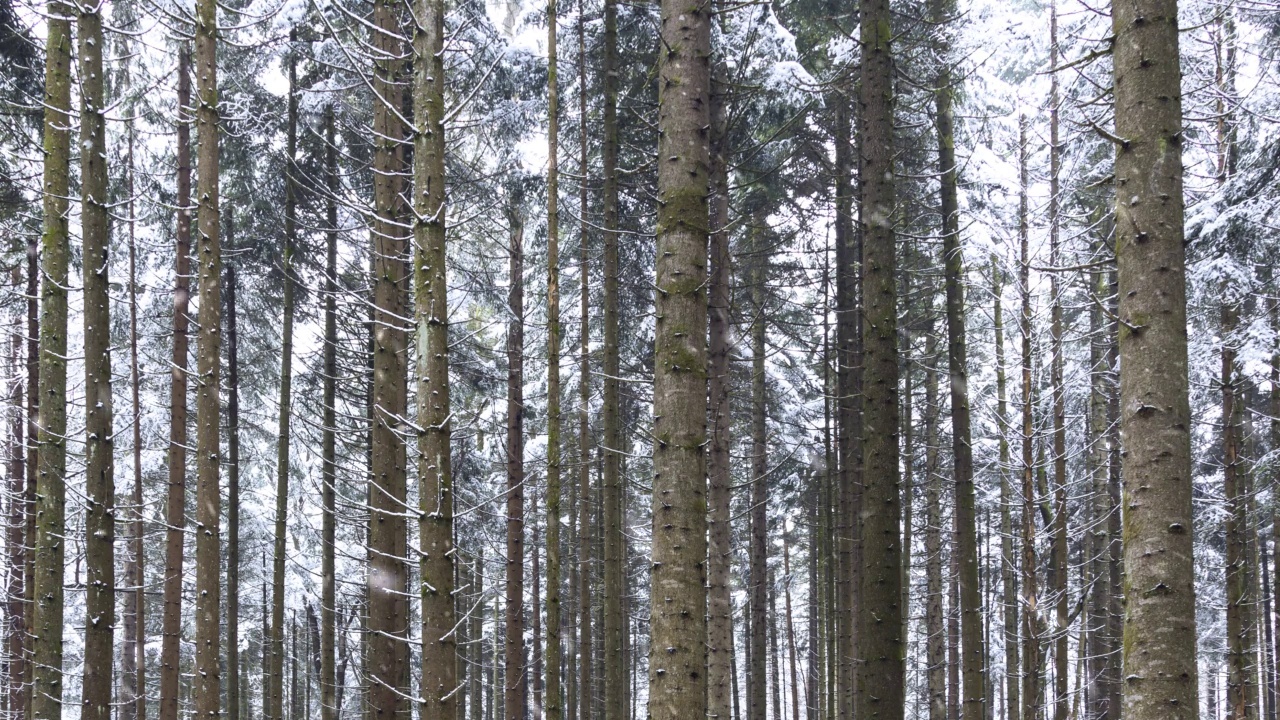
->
[1017,115,1040,720]
[856,1,904,718]
[506,207,527,720]
[160,45,192,720]
[926,325,946,720]
[574,3,591,717]
[269,36,299,720]
[412,0,457,708]
[546,0,564,714]
[707,51,733,720]
[5,326,24,720]
[227,216,243,720]
[321,104,340,720]
[784,541,801,720]
[648,0,711,714]
[192,0,223,706]
[79,0,115,712]
[750,242,768,720]
[368,0,411,706]
[1112,0,1200,716]
[993,255,1019,720]
[31,0,71,710]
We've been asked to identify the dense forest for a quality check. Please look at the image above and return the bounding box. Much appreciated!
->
[0,0,1277,718]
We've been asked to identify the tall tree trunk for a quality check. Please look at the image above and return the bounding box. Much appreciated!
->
[929,1,981,714]
[533,500,545,719]
[926,327,946,720]
[5,325,24,720]
[750,242,769,720]
[1017,115,1040,720]
[1225,301,1256,720]
[1112,1,1200,718]
[574,2,591,717]
[856,1,903,718]
[227,216,242,720]
[160,46,192,720]
[993,255,1019,720]
[707,50,733,720]
[473,552,486,720]
[784,541,801,720]
[769,570,783,720]
[79,0,115,712]
[545,0,564,714]
[21,137,39,720]
[601,0,625,713]
[31,0,71,710]
[192,0,224,707]
[648,0,711,714]
[506,207,527,720]
[1047,11,1069,720]
[368,0,411,706]
[321,104,340,720]
[269,36,300,720]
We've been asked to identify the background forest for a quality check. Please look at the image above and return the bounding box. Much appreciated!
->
[0,0,1277,718]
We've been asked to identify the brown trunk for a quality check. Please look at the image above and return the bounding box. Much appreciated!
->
[1017,115,1040,720]
[749,241,768,720]
[506,208,527,720]
[226,216,243,720]
[926,325,946,720]
[993,255,1019,720]
[321,104,339,720]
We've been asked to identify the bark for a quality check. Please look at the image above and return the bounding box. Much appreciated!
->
[993,255,1019,720]
[533,501,545,719]
[227,219,243,720]
[79,0,115,714]
[546,0,564,714]
[321,104,339,720]
[368,0,411,707]
[122,110,145,720]
[411,0,456,704]
[5,328,24,720]
[1017,116,1040,720]
[21,146,39,720]
[601,0,625,713]
[784,542,802,720]
[573,2,590,717]
[856,1,904,718]
[159,46,192,720]
[707,51,733,720]
[31,0,71,710]
[192,0,224,707]
[926,327,946,720]
[750,242,768,720]
[1225,298,1257,720]
[269,36,300,720]
[648,0,711,714]
[506,208,527,720]
[769,570,782,720]
[1112,0,1200,716]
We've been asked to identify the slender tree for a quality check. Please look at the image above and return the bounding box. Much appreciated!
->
[1017,115,1040,720]
[321,104,340,720]
[647,0,711,714]
[79,0,115,713]
[993,255,1019,720]
[159,47,193,720]
[749,231,769,720]
[546,0,565,714]
[30,0,71,710]
[226,217,243,720]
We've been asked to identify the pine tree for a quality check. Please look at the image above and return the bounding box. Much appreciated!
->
[545,0,565,714]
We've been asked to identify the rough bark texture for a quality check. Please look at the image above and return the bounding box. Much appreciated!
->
[993,256,1019,720]
[925,327,945,720]
[226,228,242,720]
[1017,116,1041,720]
[1112,1,1200,717]
[5,328,24,720]
[269,38,299,720]
[79,0,115,715]
[31,0,71,712]
[574,3,591,717]
[322,105,340,720]
[505,208,526,720]
[706,63,733,720]
[159,47,192,720]
[648,0,711,715]
[545,0,564,714]
[750,246,769,720]
[368,0,411,710]
[192,0,223,708]
[856,0,904,718]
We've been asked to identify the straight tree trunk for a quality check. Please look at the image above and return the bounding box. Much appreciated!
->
[1112,1,1200,717]
[506,208,527,720]
[926,327,946,720]
[648,0,711,714]
[159,46,192,720]
[573,3,590,718]
[1017,116,1040,720]
[227,222,243,720]
[769,571,783,720]
[601,0,625,714]
[269,37,300,720]
[5,327,24,720]
[192,0,224,708]
[856,2,904,719]
[929,2,982,715]
[122,114,145,720]
[707,53,734,720]
[750,245,769,720]
[31,0,71,710]
[533,501,545,719]
[545,1,564,715]
[993,256,1019,720]
[784,543,802,720]
[79,0,115,713]
[368,0,412,706]
[473,553,486,720]
[21,153,39,720]
[1225,300,1256,720]
[321,104,340,720]
[1047,12,1069,720]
